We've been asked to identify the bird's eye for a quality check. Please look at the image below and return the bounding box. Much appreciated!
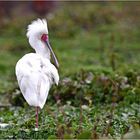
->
[41,34,48,41]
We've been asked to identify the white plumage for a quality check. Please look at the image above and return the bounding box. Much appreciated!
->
[15,19,59,111]
[27,19,48,38]
[16,53,59,109]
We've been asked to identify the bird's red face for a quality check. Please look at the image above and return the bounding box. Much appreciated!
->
[41,34,59,68]
[41,34,48,42]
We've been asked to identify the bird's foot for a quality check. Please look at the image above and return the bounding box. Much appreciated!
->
[35,127,38,131]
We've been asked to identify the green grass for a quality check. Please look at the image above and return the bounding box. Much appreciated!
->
[0,29,140,92]
[0,103,139,139]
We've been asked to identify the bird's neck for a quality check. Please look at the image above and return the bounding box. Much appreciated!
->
[29,37,51,59]
[35,41,51,59]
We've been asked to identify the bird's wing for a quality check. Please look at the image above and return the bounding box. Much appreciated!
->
[41,57,59,85]
[15,53,58,108]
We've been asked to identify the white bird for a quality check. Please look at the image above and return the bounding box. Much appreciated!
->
[15,19,59,130]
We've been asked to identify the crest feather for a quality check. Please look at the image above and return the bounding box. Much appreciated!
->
[26,18,48,38]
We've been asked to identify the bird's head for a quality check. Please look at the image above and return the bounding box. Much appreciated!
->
[26,18,59,68]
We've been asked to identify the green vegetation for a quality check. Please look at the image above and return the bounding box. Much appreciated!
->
[0,2,140,139]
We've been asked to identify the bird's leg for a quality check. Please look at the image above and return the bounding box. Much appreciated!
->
[35,106,39,129]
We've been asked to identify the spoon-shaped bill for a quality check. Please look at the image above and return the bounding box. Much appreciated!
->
[45,41,59,68]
